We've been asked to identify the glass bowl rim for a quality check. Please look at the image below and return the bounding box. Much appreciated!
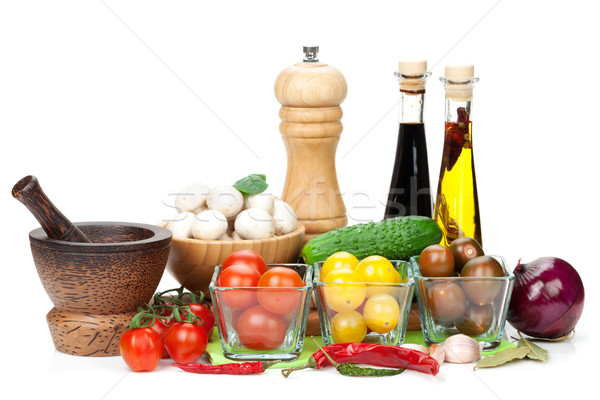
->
[209,263,313,290]
[312,259,415,287]
[409,255,515,282]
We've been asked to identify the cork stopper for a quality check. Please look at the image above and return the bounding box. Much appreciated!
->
[397,60,429,92]
[442,64,477,101]
[444,64,475,82]
[398,60,427,76]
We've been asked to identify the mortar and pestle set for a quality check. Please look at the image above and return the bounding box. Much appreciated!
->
[12,175,172,356]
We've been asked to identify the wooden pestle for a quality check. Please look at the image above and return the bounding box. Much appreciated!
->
[12,175,92,243]
[274,46,348,244]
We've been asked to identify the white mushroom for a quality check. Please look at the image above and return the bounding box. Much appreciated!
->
[166,212,196,238]
[206,186,244,219]
[191,210,228,240]
[174,182,211,213]
[272,200,298,235]
[231,231,243,240]
[219,232,233,241]
[234,208,275,240]
[243,193,275,214]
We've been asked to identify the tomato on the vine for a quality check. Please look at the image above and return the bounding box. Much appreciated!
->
[119,328,163,372]
[186,303,215,337]
[236,305,287,350]
[222,249,268,276]
[164,322,208,364]
[257,267,304,315]
[218,264,261,310]
[150,318,172,359]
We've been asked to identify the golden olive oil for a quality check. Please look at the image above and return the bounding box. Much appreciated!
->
[434,120,481,246]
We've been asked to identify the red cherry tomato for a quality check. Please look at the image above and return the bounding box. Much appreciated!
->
[257,267,304,315]
[150,318,172,359]
[236,305,287,350]
[119,328,163,372]
[218,264,261,310]
[222,249,268,276]
[164,322,208,364]
[187,303,216,337]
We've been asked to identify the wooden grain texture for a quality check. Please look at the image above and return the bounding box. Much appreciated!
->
[274,63,347,107]
[12,175,91,243]
[28,222,172,356]
[167,224,305,295]
[47,308,136,357]
[275,61,348,244]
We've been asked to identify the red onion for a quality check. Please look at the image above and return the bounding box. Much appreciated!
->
[507,257,584,339]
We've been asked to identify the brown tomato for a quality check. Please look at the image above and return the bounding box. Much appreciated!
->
[460,256,504,305]
[427,282,466,322]
[454,302,494,336]
[449,237,484,274]
[418,244,455,277]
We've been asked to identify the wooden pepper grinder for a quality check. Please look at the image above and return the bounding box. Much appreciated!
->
[274,46,348,243]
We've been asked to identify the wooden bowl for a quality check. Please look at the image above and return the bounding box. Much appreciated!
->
[29,222,171,356]
[166,224,305,295]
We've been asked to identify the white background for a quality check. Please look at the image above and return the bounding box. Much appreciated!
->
[0,0,596,398]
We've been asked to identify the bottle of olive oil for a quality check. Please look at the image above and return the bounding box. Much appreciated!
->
[433,65,482,246]
[384,60,432,219]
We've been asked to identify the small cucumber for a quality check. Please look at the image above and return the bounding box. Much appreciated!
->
[302,216,442,265]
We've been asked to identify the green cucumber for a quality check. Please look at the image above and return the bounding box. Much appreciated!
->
[302,216,442,265]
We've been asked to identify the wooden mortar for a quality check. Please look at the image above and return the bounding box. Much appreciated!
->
[13,176,172,356]
[29,222,171,356]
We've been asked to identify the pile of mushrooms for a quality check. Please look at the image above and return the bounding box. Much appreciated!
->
[166,182,298,241]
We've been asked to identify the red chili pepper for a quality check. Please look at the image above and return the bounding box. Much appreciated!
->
[281,343,439,377]
[456,107,470,124]
[173,360,279,375]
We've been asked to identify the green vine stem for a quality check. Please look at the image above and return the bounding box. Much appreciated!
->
[153,286,209,309]
[127,287,212,331]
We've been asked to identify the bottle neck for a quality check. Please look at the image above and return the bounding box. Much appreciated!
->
[400,90,425,124]
[444,97,472,124]
[396,71,430,125]
[441,76,478,125]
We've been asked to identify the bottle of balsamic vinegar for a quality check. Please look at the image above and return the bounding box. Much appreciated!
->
[384,60,432,219]
[434,64,482,246]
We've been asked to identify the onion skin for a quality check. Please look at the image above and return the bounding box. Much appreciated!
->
[507,257,584,339]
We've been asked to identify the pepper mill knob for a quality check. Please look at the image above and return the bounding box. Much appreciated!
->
[303,46,319,62]
[274,47,348,244]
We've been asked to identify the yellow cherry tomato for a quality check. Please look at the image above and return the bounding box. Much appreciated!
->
[391,267,408,283]
[331,311,367,343]
[355,256,397,297]
[323,268,366,313]
[362,293,400,334]
[321,252,359,281]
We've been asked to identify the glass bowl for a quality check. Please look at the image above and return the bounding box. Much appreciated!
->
[410,255,515,350]
[313,260,415,346]
[209,263,312,361]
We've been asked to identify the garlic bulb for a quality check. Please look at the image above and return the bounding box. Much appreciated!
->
[427,344,445,366]
[442,334,483,363]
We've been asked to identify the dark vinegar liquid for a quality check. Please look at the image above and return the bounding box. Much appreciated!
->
[384,122,432,219]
